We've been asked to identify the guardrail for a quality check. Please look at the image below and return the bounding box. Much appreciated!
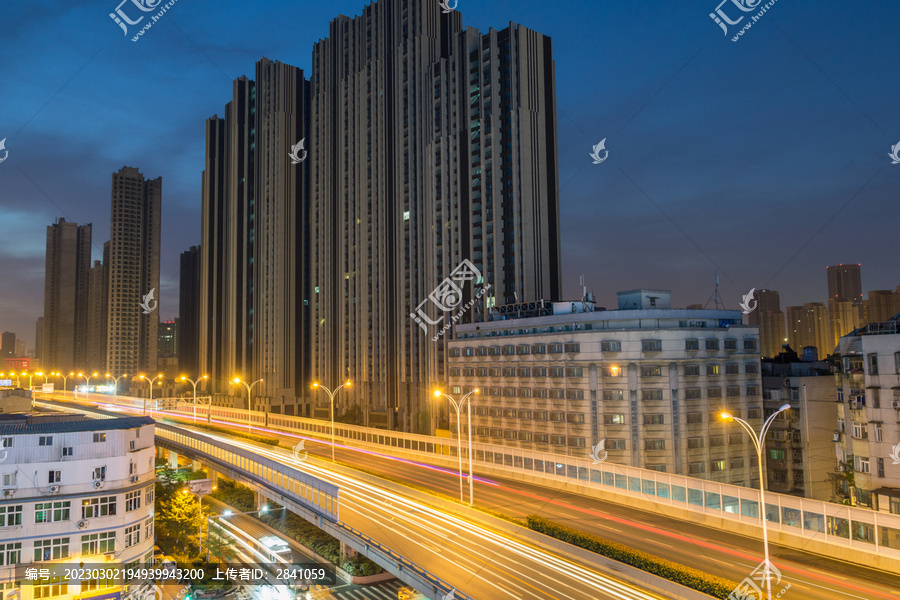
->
[51,393,900,563]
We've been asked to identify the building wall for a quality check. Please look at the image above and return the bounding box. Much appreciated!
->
[106,167,161,377]
[826,263,862,303]
[178,246,201,377]
[828,298,862,350]
[835,327,900,513]
[86,259,108,373]
[786,302,831,360]
[864,288,900,325]
[447,309,761,486]
[759,310,785,359]
[0,419,155,599]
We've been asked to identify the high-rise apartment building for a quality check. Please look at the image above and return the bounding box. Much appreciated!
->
[827,263,862,303]
[828,297,863,350]
[747,289,784,358]
[106,167,161,376]
[747,289,780,326]
[86,254,109,372]
[158,320,177,358]
[0,332,15,360]
[179,245,201,377]
[42,218,92,372]
[864,288,900,325]
[200,58,310,414]
[34,317,43,362]
[834,315,900,513]
[446,291,760,486]
[786,302,831,360]
[308,1,560,430]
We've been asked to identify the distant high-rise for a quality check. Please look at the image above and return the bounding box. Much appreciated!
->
[786,302,831,360]
[826,264,862,302]
[309,2,561,430]
[200,58,310,414]
[34,317,43,362]
[106,167,161,376]
[86,254,109,372]
[747,289,783,358]
[828,298,862,349]
[159,320,177,358]
[746,289,780,326]
[863,288,900,324]
[42,218,92,372]
[179,245,201,376]
[1,332,16,359]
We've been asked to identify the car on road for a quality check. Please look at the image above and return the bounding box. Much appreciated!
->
[397,587,426,600]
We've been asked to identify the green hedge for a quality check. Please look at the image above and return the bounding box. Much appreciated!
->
[526,515,737,599]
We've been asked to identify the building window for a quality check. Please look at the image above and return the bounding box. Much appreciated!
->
[565,343,580,353]
[93,433,106,443]
[711,460,727,472]
[604,414,626,425]
[92,467,107,481]
[531,344,547,354]
[519,432,533,442]
[35,501,70,523]
[725,364,740,375]
[743,339,758,351]
[854,456,870,474]
[709,435,725,447]
[33,576,67,598]
[0,542,22,566]
[685,388,702,399]
[642,389,663,401]
[687,437,704,449]
[503,408,517,418]
[549,411,565,422]
[567,437,586,448]
[707,364,720,375]
[63,447,74,456]
[645,439,666,450]
[729,433,743,445]
[748,408,762,419]
[684,365,700,376]
[603,366,624,377]
[33,538,69,562]
[565,367,584,377]
[1,438,12,448]
[707,387,722,398]
[82,497,117,519]
[643,414,665,425]
[724,339,738,350]
[602,390,624,401]
[550,435,566,446]
[81,532,115,555]
[642,340,662,352]
[726,386,741,397]
[745,362,759,374]
[518,410,532,419]
[689,462,706,474]
[516,367,530,377]
[851,422,867,439]
[876,458,884,478]
[548,367,564,378]
[125,524,141,548]
[566,389,585,400]
[567,413,585,424]
[640,366,662,377]
[533,411,548,421]
[516,345,530,355]
[769,449,787,461]
[601,341,621,352]
[39,436,53,446]
[705,339,719,350]
[548,389,565,399]
[0,505,23,527]
[685,339,699,351]
[686,412,703,424]
[730,457,744,469]
[746,385,759,396]
[48,471,61,484]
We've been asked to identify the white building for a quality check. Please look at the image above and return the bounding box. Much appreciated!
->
[447,291,764,487]
[0,413,156,600]
[834,315,900,514]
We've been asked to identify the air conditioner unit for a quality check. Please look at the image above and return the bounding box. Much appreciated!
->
[832,432,841,442]
[1,489,13,497]
[77,520,88,529]
[49,485,60,493]
[130,476,139,484]
[93,480,103,489]
[892,400,900,409]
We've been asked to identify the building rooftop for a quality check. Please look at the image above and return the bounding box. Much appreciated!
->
[0,414,154,435]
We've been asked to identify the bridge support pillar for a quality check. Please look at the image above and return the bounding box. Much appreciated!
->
[340,541,357,559]
[191,460,202,472]
[207,469,218,486]
[255,490,267,510]
[168,451,179,469]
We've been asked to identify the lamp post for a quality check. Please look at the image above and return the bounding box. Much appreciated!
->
[182,485,216,554]
[21,371,34,389]
[77,371,99,396]
[52,372,75,394]
[433,389,480,504]
[720,403,791,600]
[181,375,209,421]
[232,377,263,433]
[139,374,164,414]
[106,373,128,401]
[35,372,46,387]
[311,380,351,462]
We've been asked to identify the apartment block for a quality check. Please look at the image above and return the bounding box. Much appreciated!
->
[447,291,762,487]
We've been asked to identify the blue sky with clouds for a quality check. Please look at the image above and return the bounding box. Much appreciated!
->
[1,0,898,349]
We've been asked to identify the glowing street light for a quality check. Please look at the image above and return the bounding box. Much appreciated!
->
[720,403,791,600]
[232,377,263,433]
[139,374,164,414]
[311,380,351,462]
[433,388,480,504]
[181,375,209,422]
[106,373,128,400]
[51,372,76,393]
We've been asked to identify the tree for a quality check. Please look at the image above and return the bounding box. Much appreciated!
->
[158,492,205,554]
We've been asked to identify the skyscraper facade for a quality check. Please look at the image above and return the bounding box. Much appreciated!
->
[786,302,831,360]
[42,218,92,372]
[34,317,43,362]
[748,289,784,358]
[308,1,560,430]
[826,263,862,302]
[179,245,201,377]
[200,58,310,414]
[106,167,161,376]
[86,256,109,372]
[863,288,900,325]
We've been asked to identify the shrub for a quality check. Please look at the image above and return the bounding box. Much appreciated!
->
[526,515,737,599]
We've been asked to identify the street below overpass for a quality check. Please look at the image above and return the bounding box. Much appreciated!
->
[57,394,900,600]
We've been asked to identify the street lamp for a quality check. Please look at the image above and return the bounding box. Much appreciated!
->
[232,377,263,433]
[311,380,351,461]
[52,372,75,393]
[35,372,46,386]
[106,373,128,401]
[182,485,216,553]
[21,371,34,389]
[433,388,480,504]
[181,375,209,421]
[139,374,164,414]
[720,403,791,600]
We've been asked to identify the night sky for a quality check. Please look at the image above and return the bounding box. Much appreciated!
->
[1,0,898,350]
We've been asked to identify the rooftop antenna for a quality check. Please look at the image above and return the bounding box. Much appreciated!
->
[704,272,724,309]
